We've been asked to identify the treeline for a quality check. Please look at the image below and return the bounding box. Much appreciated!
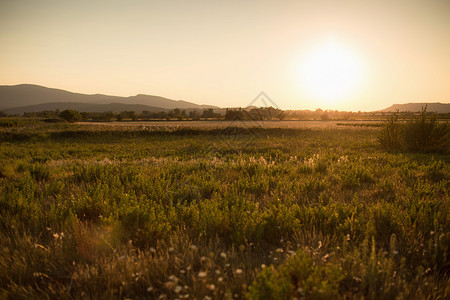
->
[15,108,222,122]
[223,107,399,121]
[224,107,284,120]
[2,107,449,122]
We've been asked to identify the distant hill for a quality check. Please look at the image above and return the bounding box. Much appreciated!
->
[380,103,450,113]
[2,102,169,114]
[0,84,218,113]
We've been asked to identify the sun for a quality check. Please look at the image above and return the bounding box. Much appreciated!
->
[299,38,363,107]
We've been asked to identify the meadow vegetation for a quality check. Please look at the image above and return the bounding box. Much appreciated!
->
[0,119,448,299]
[378,108,449,153]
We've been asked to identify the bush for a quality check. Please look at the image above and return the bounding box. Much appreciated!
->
[378,107,449,153]
[403,108,449,152]
[59,109,82,122]
[248,250,343,299]
[377,111,403,152]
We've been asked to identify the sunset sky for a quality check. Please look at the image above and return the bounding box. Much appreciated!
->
[1,0,449,111]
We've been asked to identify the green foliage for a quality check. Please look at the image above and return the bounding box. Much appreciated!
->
[379,108,449,153]
[403,108,449,152]
[377,111,404,151]
[247,266,291,299]
[59,109,82,122]
[248,250,343,300]
[0,122,448,299]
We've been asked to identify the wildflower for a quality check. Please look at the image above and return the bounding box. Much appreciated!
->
[275,248,284,253]
[198,271,207,278]
[174,286,182,293]
[215,269,221,275]
[235,269,243,275]
[147,286,153,292]
[208,284,215,291]
[150,247,156,253]
[220,252,227,259]
[168,275,179,282]
[261,264,266,269]
[189,245,198,250]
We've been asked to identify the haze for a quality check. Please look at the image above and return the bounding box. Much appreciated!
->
[1,0,449,111]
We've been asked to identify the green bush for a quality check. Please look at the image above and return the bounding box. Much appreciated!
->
[248,249,344,300]
[378,108,449,153]
[59,109,82,122]
[378,112,403,152]
[403,108,449,152]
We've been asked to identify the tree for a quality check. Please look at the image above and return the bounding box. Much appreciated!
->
[59,109,82,122]
[189,110,201,120]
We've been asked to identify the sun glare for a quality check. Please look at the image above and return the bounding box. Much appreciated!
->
[299,39,363,108]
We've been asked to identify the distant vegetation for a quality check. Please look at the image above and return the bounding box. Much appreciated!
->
[378,107,449,153]
[0,120,448,299]
[5,106,450,123]
[59,109,82,122]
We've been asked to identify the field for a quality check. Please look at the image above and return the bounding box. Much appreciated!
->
[0,119,449,299]
[79,120,383,129]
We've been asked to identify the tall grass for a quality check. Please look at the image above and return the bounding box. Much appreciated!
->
[0,122,448,299]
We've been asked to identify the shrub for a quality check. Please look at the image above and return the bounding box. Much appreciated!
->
[377,111,403,152]
[403,108,449,152]
[59,109,82,122]
[378,107,449,153]
[248,249,344,299]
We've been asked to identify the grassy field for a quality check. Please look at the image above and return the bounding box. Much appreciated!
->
[0,120,449,299]
[79,120,384,129]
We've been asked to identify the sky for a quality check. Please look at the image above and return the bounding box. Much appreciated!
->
[1,0,449,111]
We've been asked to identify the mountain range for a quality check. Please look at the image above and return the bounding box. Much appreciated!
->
[0,84,218,114]
[0,84,449,114]
[379,103,450,113]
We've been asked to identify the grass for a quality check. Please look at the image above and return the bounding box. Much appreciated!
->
[0,121,449,299]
